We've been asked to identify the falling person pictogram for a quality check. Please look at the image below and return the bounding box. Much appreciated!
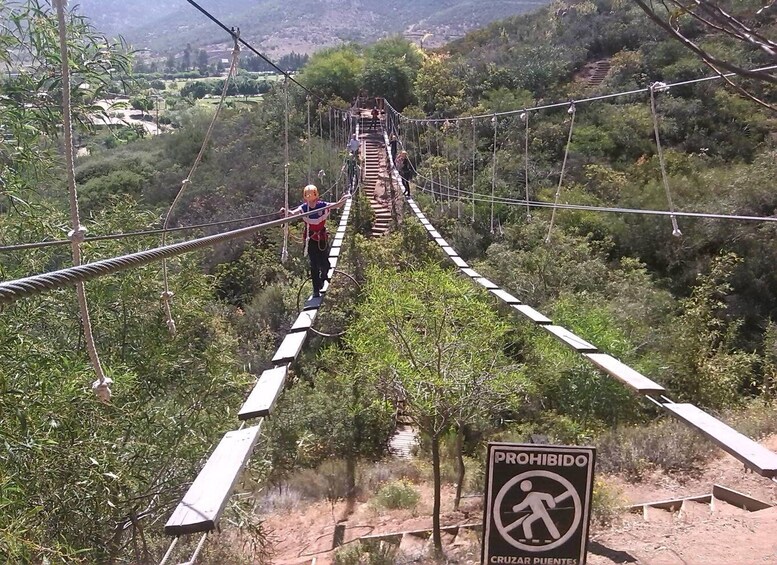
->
[505,480,574,540]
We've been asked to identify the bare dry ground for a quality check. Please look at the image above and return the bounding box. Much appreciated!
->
[222,436,777,564]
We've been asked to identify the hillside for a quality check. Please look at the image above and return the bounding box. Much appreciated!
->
[75,0,549,56]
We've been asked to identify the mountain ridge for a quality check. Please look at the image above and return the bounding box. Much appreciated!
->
[74,0,549,56]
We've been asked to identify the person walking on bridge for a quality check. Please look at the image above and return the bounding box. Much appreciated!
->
[281,185,349,297]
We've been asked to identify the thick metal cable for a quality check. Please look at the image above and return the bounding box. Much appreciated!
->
[55,0,109,399]
[650,83,683,237]
[545,103,576,244]
[160,29,241,336]
[0,204,342,306]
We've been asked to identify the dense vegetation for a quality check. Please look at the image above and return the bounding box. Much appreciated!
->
[2,0,776,562]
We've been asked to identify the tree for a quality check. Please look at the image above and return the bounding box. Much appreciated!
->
[414,53,466,117]
[196,49,209,74]
[299,45,364,102]
[350,264,523,555]
[130,95,153,117]
[361,36,423,110]
[632,0,777,109]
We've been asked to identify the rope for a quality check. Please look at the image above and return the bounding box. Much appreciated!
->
[307,95,312,184]
[185,533,208,565]
[54,0,110,401]
[649,83,682,237]
[490,115,497,234]
[545,102,576,244]
[472,119,476,223]
[160,27,241,336]
[522,111,531,221]
[0,204,343,306]
[282,77,290,263]
[158,536,178,565]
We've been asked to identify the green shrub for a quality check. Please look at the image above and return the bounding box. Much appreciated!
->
[371,479,420,511]
[334,540,397,565]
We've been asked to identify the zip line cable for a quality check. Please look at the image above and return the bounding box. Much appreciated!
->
[384,64,777,124]
[54,0,109,401]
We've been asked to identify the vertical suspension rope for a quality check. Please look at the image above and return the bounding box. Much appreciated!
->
[649,83,682,237]
[281,77,290,263]
[160,27,240,335]
[545,102,576,244]
[490,115,497,234]
[471,118,476,223]
[521,111,531,221]
[306,95,312,184]
[456,120,462,218]
[54,0,110,401]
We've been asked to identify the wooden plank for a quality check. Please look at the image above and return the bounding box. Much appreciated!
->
[165,425,262,535]
[435,237,449,247]
[584,353,666,394]
[238,366,288,420]
[474,277,498,290]
[441,246,457,257]
[543,325,598,353]
[662,403,777,477]
[290,309,318,332]
[712,484,772,511]
[461,268,481,278]
[512,304,552,325]
[489,288,521,304]
[272,331,308,364]
[330,246,341,258]
[429,230,441,238]
[329,256,339,271]
[451,256,468,268]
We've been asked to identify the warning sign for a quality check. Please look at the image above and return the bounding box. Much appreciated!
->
[482,443,596,565]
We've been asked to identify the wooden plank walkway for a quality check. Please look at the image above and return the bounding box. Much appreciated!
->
[165,425,262,535]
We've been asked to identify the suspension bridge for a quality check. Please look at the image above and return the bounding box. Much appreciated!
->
[3,0,777,563]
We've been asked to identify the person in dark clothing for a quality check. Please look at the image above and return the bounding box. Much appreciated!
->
[389,134,399,162]
[370,106,379,130]
[281,185,349,297]
[395,150,412,197]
